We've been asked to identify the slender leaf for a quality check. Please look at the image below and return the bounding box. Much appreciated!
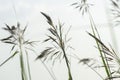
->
[41,12,53,26]
[0,51,18,67]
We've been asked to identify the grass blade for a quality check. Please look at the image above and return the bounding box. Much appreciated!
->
[0,51,18,67]
[25,50,32,80]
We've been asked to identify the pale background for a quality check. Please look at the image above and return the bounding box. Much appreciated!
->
[0,0,120,80]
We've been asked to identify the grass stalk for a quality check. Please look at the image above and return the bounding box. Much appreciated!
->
[37,12,73,80]
[62,47,72,80]
[88,32,112,80]
[86,63,104,80]
[19,42,28,80]
[40,60,57,80]
[35,51,57,80]
[26,51,32,80]
[88,10,112,79]
[71,0,115,79]
[72,53,104,80]
[59,21,73,80]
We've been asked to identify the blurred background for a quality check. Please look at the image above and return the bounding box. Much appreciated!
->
[0,0,120,80]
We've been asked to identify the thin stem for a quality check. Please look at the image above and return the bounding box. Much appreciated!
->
[86,63,104,80]
[59,23,73,80]
[19,50,27,80]
[26,51,32,80]
[88,9,112,79]
[35,51,56,80]
[40,60,57,80]
[19,38,28,80]
[72,53,104,80]
[62,48,73,80]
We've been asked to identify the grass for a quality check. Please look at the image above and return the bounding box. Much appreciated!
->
[72,0,120,80]
[36,12,73,80]
[0,23,38,80]
[1,0,120,80]
[71,0,112,79]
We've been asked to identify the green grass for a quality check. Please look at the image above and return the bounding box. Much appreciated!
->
[36,12,73,80]
[1,0,120,80]
[71,0,120,80]
[0,23,38,80]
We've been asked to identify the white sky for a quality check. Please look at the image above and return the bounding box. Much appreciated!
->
[0,0,120,80]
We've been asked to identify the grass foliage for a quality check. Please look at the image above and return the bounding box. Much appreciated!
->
[36,12,73,80]
[72,0,120,80]
[0,23,38,80]
[1,0,120,80]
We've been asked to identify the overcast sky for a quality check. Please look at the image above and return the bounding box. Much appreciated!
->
[0,0,120,80]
